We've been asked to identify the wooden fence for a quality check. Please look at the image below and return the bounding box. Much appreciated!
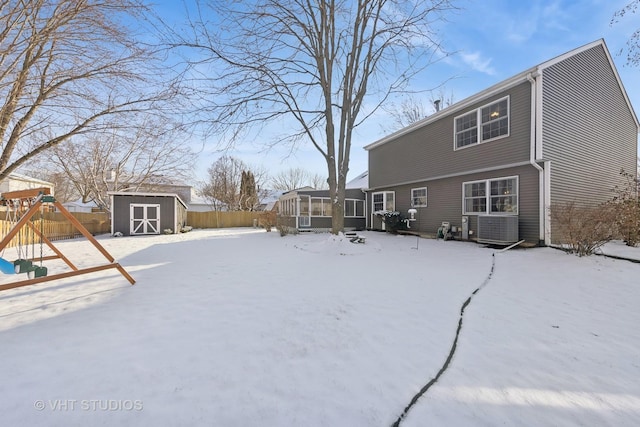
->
[0,210,272,249]
[0,212,110,249]
[187,211,266,229]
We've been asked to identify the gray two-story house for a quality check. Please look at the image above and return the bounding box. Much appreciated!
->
[365,39,639,245]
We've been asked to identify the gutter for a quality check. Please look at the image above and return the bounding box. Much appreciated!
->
[526,71,546,244]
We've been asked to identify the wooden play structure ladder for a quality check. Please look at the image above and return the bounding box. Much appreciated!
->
[0,188,135,292]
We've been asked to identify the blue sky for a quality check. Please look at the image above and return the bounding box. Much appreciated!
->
[165,0,640,182]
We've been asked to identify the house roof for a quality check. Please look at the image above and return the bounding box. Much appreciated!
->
[346,171,368,189]
[6,172,54,187]
[62,198,98,208]
[365,39,639,151]
[108,191,188,209]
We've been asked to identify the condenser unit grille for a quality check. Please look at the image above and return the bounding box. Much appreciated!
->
[477,215,519,244]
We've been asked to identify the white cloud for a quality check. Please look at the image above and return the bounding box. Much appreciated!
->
[460,51,496,76]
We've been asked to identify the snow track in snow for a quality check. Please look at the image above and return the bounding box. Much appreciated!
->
[392,253,496,427]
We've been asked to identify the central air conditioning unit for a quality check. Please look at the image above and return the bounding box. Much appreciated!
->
[477,215,519,244]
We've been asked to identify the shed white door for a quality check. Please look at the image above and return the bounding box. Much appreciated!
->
[130,204,160,235]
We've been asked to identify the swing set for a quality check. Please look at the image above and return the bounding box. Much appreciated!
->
[0,188,134,292]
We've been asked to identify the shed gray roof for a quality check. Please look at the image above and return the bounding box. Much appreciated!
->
[107,191,188,210]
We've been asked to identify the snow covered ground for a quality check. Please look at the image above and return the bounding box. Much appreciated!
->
[0,228,638,426]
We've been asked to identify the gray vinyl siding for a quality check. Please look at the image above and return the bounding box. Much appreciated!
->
[369,165,540,244]
[112,195,181,236]
[368,82,532,189]
[542,44,638,210]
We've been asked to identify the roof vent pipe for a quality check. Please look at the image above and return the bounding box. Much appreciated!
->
[434,99,441,112]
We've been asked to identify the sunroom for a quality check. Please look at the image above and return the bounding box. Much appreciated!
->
[277,187,366,233]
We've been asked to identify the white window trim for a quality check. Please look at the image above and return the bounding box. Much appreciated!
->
[372,191,395,213]
[310,197,332,217]
[411,187,428,207]
[344,198,365,218]
[462,175,519,215]
[454,95,510,151]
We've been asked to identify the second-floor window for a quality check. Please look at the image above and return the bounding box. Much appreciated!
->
[454,96,509,149]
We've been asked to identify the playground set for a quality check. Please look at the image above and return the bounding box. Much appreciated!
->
[0,188,134,292]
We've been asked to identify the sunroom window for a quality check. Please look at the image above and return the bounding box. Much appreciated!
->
[310,197,332,216]
[345,199,364,217]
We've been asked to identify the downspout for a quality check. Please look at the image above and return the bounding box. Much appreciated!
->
[526,71,546,245]
[361,188,368,229]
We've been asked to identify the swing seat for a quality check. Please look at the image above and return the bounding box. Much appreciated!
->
[27,266,47,279]
[14,259,34,274]
[0,257,16,274]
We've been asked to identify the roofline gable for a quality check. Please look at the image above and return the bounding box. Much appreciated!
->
[365,39,639,151]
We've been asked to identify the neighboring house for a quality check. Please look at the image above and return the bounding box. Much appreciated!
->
[364,39,638,245]
[187,188,218,212]
[258,190,283,212]
[0,173,54,196]
[60,199,99,213]
[278,176,368,232]
[138,183,192,205]
[109,192,188,236]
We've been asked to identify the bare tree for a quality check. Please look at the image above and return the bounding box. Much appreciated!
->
[430,87,456,112]
[21,167,78,203]
[384,96,430,131]
[309,173,329,190]
[271,167,327,191]
[171,0,456,233]
[201,156,269,211]
[612,1,640,66]
[0,0,176,182]
[383,88,455,132]
[47,116,197,210]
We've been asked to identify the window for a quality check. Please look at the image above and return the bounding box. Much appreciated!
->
[481,98,509,141]
[454,96,509,149]
[323,199,332,217]
[311,198,322,216]
[299,196,309,216]
[464,182,486,213]
[490,179,517,213]
[463,177,518,215]
[280,197,296,216]
[345,199,365,217]
[310,197,332,216]
[455,111,478,148]
[411,187,427,207]
[373,191,394,213]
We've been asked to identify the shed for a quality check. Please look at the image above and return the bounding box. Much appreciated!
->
[109,192,188,236]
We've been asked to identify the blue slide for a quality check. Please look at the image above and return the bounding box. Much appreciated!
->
[0,257,16,274]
